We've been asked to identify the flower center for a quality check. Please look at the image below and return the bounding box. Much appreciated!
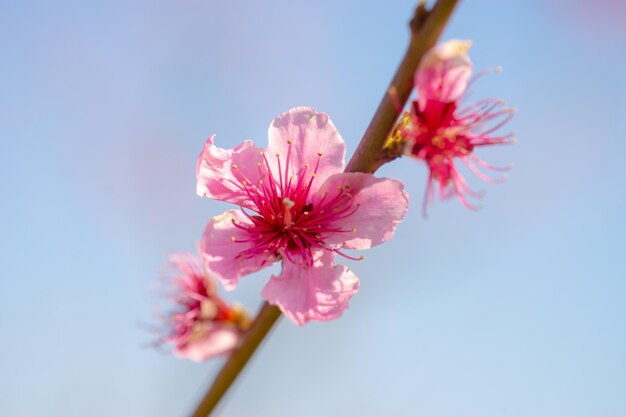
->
[230,141,359,266]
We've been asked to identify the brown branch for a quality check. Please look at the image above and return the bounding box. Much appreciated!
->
[345,0,460,173]
[190,1,460,415]
[190,302,281,417]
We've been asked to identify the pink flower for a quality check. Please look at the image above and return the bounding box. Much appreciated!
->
[156,253,250,362]
[197,107,409,325]
[398,39,515,215]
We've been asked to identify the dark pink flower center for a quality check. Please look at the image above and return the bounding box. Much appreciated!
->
[230,142,359,267]
[161,274,241,349]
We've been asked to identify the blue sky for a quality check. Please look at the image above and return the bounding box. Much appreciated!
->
[1,1,625,416]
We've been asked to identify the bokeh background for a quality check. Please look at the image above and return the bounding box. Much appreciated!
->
[2,1,625,416]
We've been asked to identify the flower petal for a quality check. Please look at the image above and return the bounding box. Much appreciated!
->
[173,325,240,362]
[261,252,359,326]
[200,210,274,290]
[416,39,473,105]
[196,135,266,210]
[267,107,345,193]
[317,172,409,250]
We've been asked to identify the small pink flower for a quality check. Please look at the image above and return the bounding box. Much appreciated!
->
[156,253,250,362]
[398,39,515,215]
[197,107,409,325]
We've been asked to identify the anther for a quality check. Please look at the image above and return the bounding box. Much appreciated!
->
[232,165,238,169]
[351,228,357,232]
[287,140,292,144]
[231,236,237,242]
[317,152,323,156]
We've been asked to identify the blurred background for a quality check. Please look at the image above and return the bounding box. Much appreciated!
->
[2,0,625,416]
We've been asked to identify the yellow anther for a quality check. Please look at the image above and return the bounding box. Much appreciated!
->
[432,136,445,149]
[257,162,262,167]
[315,234,321,239]
[275,153,280,157]
[312,172,316,177]
[232,164,238,169]
[287,140,292,144]
[359,256,365,260]
[351,228,357,233]
[230,236,237,242]
[303,211,310,215]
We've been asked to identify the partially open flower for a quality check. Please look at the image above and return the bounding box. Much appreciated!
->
[197,107,409,325]
[155,253,250,362]
[394,39,515,215]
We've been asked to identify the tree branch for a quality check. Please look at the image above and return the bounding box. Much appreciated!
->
[345,0,460,173]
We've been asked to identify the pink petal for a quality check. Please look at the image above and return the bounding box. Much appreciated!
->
[200,210,273,290]
[261,252,359,326]
[196,135,266,210]
[173,325,240,362]
[317,172,409,250]
[416,39,473,105]
[267,107,345,193]
[167,252,205,279]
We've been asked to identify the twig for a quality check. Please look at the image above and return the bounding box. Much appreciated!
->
[191,302,281,417]
[346,0,460,173]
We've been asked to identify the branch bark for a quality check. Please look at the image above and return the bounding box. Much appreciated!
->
[346,0,460,173]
